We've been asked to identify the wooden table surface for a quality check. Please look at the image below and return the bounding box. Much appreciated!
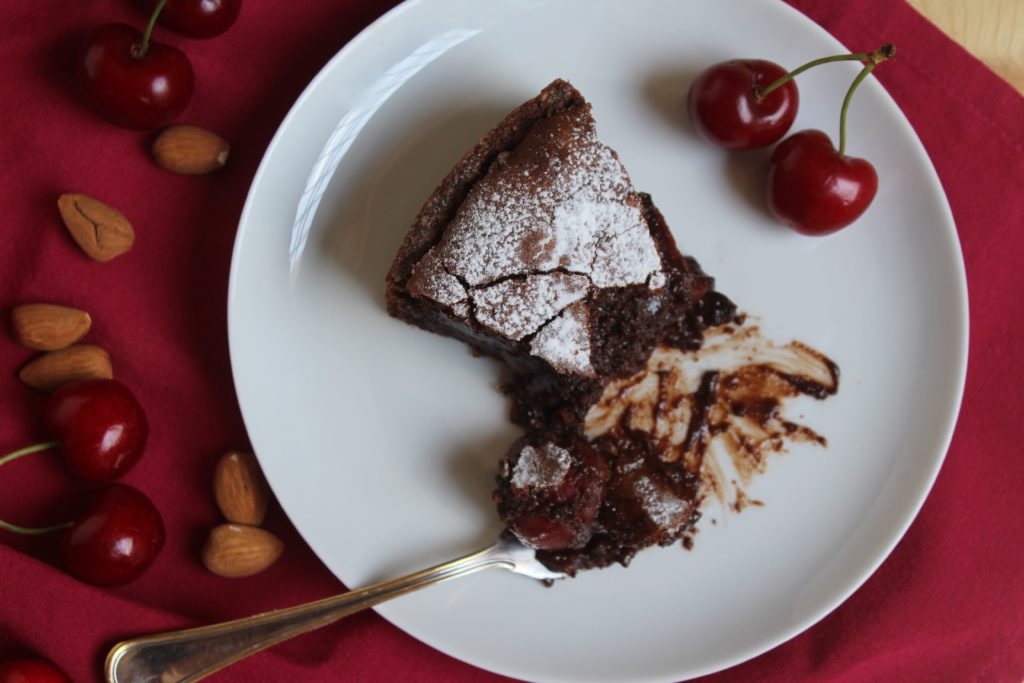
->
[907,0,1024,93]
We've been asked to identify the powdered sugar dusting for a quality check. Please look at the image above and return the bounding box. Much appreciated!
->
[530,301,595,376]
[437,108,662,288]
[409,104,666,375]
[633,475,690,532]
[591,215,665,288]
[472,273,589,341]
[407,249,466,307]
[512,443,572,490]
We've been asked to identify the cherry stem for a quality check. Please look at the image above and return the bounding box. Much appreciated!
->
[134,0,169,59]
[0,519,74,535]
[755,43,896,102]
[0,441,59,469]
[838,45,895,156]
[0,440,71,535]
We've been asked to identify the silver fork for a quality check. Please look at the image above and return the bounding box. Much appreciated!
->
[105,534,563,682]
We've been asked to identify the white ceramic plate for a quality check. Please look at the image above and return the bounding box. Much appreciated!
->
[227,1,968,681]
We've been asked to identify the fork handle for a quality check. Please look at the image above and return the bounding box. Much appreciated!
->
[106,545,507,683]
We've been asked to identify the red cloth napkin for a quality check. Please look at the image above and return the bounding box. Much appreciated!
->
[0,1,1021,681]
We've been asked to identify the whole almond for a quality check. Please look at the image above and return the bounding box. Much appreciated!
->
[57,193,135,262]
[201,524,283,578]
[11,304,92,351]
[152,125,230,174]
[214,451,270,526]
[19,344,112,392]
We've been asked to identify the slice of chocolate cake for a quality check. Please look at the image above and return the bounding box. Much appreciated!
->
[386,79,737,575]
[386,80,726,385]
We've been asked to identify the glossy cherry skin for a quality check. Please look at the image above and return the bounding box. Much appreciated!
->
[61,484,165,587]
[767,129,878,235]
[0,658,71,683]
[141,0,242,39]
[43,379,149,482]
[687,59,798,150]
[78,23,195,130]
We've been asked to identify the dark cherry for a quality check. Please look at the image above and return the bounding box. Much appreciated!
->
[0,658,71,683]
[500,439,608,551]
[141,0,242,39]
[43,379,148,482]
[509,515,581,551]
[766,129,878,235]
[78,23,194,130]
[61,484,165,587]
[687,59,798,150]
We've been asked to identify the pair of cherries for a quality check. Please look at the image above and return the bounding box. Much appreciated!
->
[687,44,895,235]
[1,380,163,587]
[78,0,241,129]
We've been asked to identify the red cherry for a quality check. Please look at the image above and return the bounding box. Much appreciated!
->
[0,658,71,683]
[61,484,165,587]
[141,0,241,39]
[78,23,194,130]
[509,515,580,551]
[687,59,798,150]
[766,129,878,235]
[499,438,608,551]
[43,379,148,482]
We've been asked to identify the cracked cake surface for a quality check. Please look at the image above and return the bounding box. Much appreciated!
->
[404,103,665,373]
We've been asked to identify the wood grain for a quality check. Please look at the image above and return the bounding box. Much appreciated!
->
[907,0,1024,93]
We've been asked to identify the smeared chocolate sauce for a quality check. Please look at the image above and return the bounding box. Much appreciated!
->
[501,320,840,576]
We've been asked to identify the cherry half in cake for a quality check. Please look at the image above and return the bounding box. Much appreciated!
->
[387,79,742,575]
